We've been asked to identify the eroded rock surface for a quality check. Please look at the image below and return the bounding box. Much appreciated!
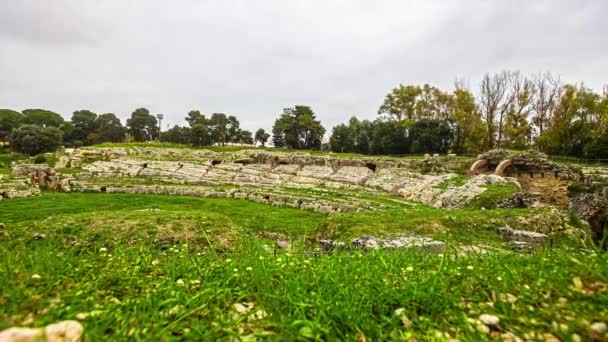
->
[496,226,550,246]
[569,188,608,241]
[351,235,445,252]
[43,147,515,210]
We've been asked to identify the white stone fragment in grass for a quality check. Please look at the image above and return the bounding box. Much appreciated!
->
[44,320,83,342]
[0,327,44,341]
[479,314,500,327]
[591,322,607,334]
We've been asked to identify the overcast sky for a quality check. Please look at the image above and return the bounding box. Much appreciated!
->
[1,0,607,134]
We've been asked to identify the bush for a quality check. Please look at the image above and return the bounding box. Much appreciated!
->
[33,154,47,164]
[567,182,589,196]
[9,124,63,155]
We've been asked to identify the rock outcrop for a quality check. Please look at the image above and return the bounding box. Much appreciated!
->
[569,188,608,242]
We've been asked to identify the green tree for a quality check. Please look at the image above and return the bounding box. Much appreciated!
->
[238,129,254,145]
[329,124,354,153]
[226,116,241,143]
[126,108,157,142]
[96,113,125,143]
[537,85,596,157]
[0,109,22,143]
[271,106,325,149]
[451,89,486,153]
[503,105,532,150]
[378,85,422,121]
[71,110,98,144]
[162,125,191,145]
[254,128,270,147]
[409,119,453,154]
[190,124,213,146]
[209,113,229,146]
[369,119,409,155]
[21,109,64,128]
[10,124,63,155]
[60,122,77,146]
[185,110,206,126]
[272,123,285,147]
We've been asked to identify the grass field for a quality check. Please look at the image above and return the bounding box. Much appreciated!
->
[1,192,606,340]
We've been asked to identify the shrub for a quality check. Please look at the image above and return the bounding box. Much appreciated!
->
[9,124,63,155]
[33,154,47,164]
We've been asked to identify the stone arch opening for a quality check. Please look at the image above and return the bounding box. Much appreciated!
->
[467,159,488,175]
[494,159,513,176]
[365,163,377,173]
[211,160,222,166]
[100,186,107,193]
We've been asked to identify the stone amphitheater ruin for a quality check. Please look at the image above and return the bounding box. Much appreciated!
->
[3,147,607,242]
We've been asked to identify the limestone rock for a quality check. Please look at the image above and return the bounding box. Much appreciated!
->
[496,227,550,246]
[352,234,445,252]
[591,322,607,334]
[0,321,83,342]
[44,320,83,342]
[275,240,291,251]
[498,192,542,208]
[0,327,44,342]
[318,239,346,251]
[479,314,500,326]
[569,188,608,242]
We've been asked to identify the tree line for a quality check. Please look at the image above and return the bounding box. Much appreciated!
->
[329,71,608,158]
[2,70,606,158]
[0,107,279,155]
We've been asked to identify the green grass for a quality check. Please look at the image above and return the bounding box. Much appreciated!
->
[0,151,26,175]
[468,182,520,209]
[434,175,470,190]
[0,193,606,340]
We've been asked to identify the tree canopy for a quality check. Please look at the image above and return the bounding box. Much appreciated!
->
[126,108,158,142]
[272,106,325,149]
[10,124,63,155]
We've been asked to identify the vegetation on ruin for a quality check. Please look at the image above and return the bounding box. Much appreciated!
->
[468,183,522,210]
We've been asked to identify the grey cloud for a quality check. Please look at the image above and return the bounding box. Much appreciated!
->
[0,0,606,135]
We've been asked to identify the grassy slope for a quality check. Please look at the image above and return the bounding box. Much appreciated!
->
[1,193,606,340]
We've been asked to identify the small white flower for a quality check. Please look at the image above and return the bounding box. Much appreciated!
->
[226,258,232,263]
[99,247,107,253]
[151,259,160,266]
[191,280,201,285]
[176,279,185,286]
[496,276,503,281]
[233,268,238,272]
[246,267,253,272]
[467,265,474,270]
[31,274,42,280]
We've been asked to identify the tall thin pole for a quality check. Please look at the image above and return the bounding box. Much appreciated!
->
[156,114,164,142]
